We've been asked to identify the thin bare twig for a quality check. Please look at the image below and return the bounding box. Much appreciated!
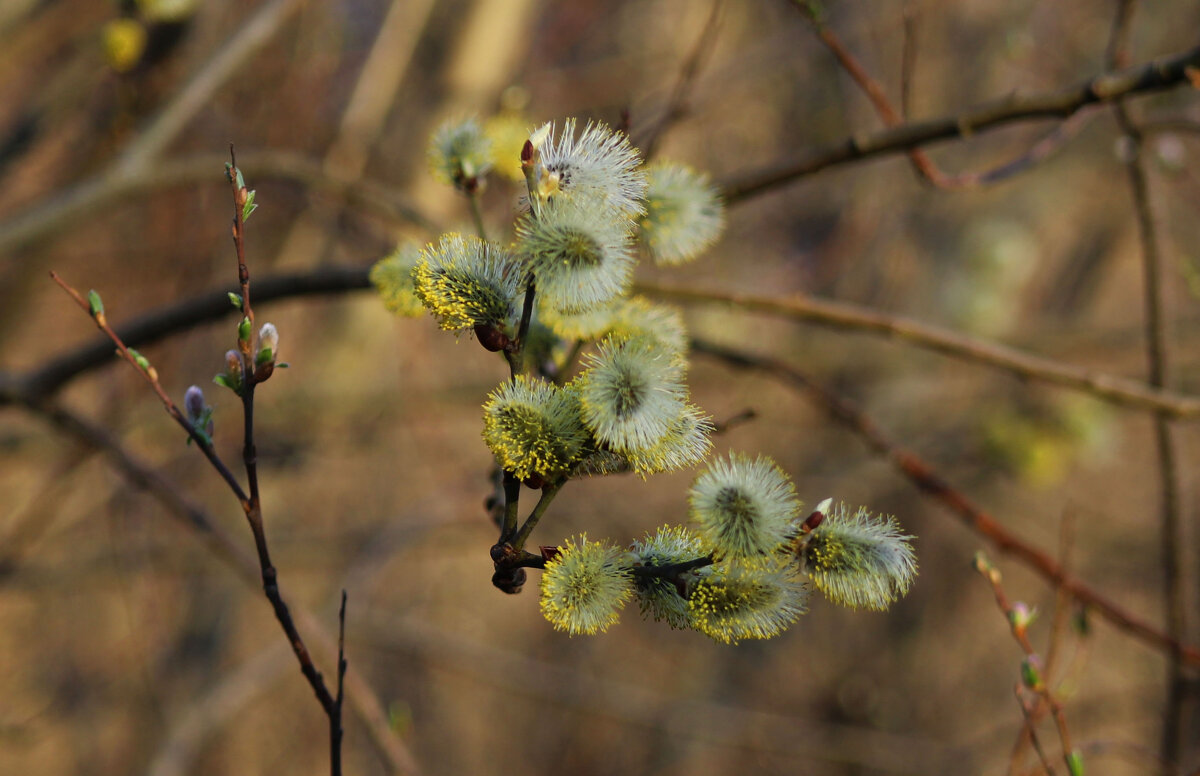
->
[0,149,434,259]
[22,399,420,774]
[636,281,1200,418]
[690,338,1200,667]
[1106,2,1192,763]
[636,0,724,159]
[225,154,345,772]
[791,1,1090,190]
[976,553,1079,775]
[720,41,1200,202]
[48,271,249,502]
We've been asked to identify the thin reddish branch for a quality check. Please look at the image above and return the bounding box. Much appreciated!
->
[975,554,1078,771]
[691,338,1200,668]
[48,270,250,505]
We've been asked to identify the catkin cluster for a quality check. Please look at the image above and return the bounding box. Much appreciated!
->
[372,115,917,642]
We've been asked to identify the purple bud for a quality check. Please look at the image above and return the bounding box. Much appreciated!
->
[184,386,206,422]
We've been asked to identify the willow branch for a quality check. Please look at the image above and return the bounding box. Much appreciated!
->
[22,399,420,774]
[635,0,724,159]
[2,265,373,405]
[0,150,433,258]
[720,42,1200,202]
[792,1,1089,190]
[637,281,1200,418]
[690,338,1200,667]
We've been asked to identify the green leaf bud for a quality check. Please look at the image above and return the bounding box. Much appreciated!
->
[1065,750,1084,776]
[237,316,252,345]
[87,290,105,319]
[215,349,243,394]
[1020,656,1043,690]
[241,189,257,222]
[228,292,243,309]
[1008,601,1036,631]
[256,322,278,366]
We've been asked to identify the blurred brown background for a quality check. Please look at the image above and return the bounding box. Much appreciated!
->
[2,0,1200,774]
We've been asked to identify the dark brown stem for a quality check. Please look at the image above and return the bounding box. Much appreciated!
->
[499,471,522,544]
[225,153,342,760]
[720,41,1200,202]
[690,338,1200,668]
[333,590,347,776]
[630,555,715,581]
[20,399,420,773]
[1105,4,1191,763]
[791,0,1091,190]
[1116,91,1189,774]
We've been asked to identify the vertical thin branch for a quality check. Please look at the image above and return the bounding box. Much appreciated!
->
[900,3,919,118]
[225,152,344,766]
[332,591,348,776]
[1106,1,1191,763]
[976,554,1080,775]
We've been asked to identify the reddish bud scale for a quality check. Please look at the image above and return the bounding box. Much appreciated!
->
[803,510,825,532]
[520,140,534,165]
[474,323,510,352]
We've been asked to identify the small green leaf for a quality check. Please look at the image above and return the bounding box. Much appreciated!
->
[213,374,233,390]
[1020,657,1042,690]
[224,162,234,183]
[255,346,273,367]
[228,292,243,309]
[186,427,212,447]
[127,348,151,372]
[237,316,252,344]
[87,290,104,317]
[242,190,257,222]
[234,168,246,190]
[1065,750,1084,776]
[1071,607,1091,637]
[275,362,290,369]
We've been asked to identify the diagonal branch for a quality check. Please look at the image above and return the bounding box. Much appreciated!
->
[22,397,422,775]
[792,1,1090,190]
[720,42,1200,202]
[636,281,1200,418]
[690,338,1200,668]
